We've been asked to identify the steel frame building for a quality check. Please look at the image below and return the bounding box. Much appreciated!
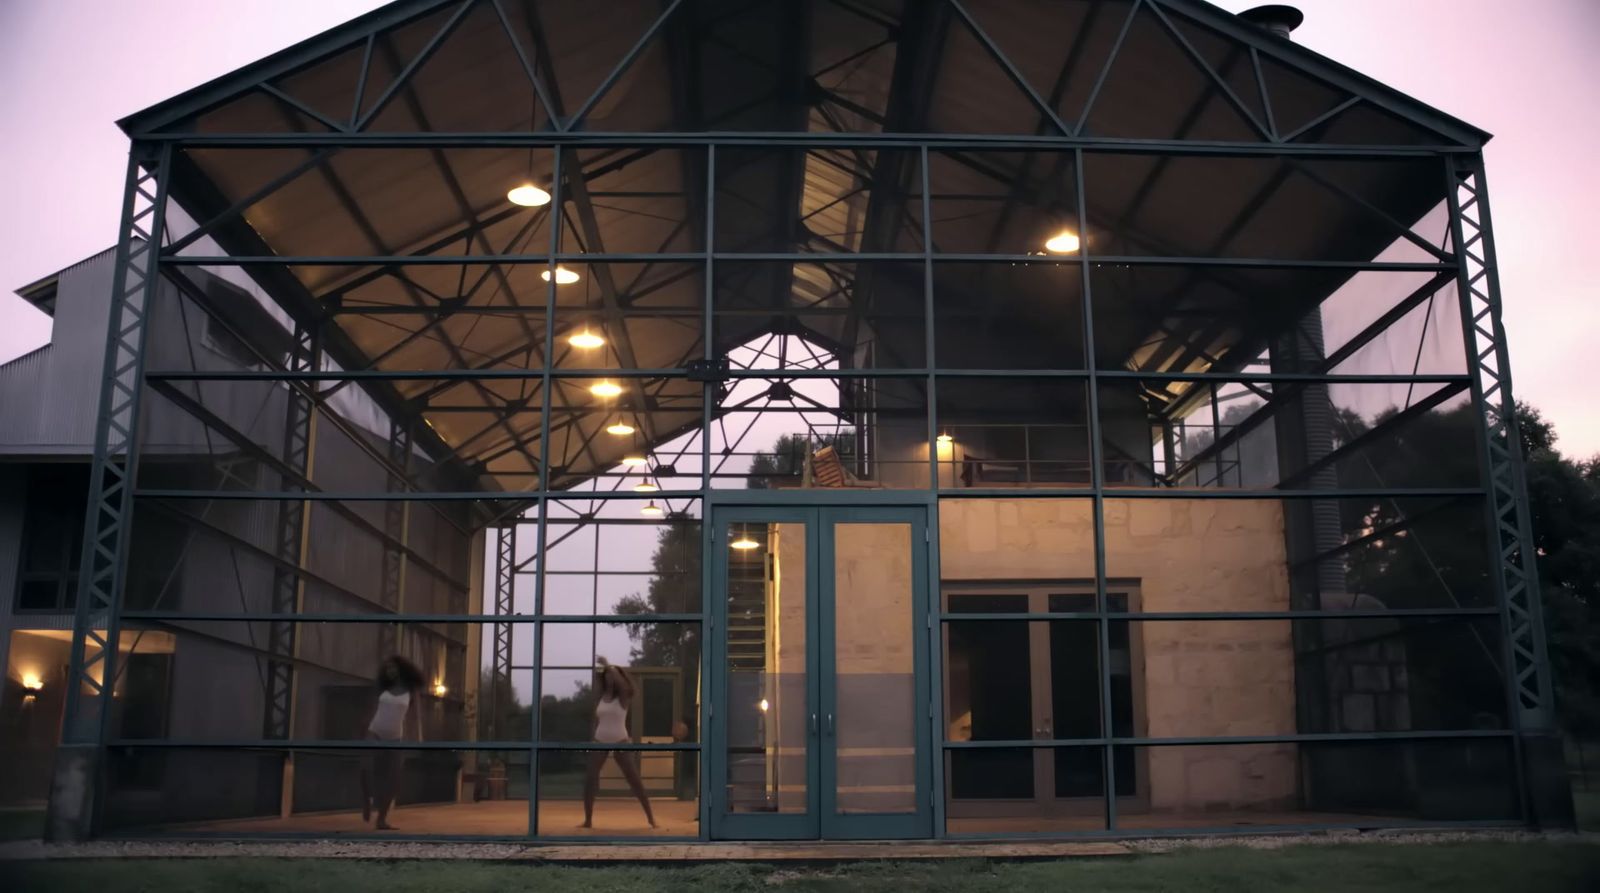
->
[38,0,1570,841]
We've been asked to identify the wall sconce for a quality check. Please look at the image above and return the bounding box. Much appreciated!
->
[22,673,43,700]
[432,682,448,698]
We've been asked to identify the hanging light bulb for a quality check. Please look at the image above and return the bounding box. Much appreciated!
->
[606,419,636,436]
[590,380,623,398]
[1044,230,1081,254]
[621,455,648,467]
[937,432,954,445]
[507,184,551,207]
[640,500,663,517]
[541,266,581,284]
[633,480,659,493]
[569,327,605,349]
[730,531,760,550]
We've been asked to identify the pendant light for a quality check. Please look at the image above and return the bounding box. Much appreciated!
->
[640,500,663,517]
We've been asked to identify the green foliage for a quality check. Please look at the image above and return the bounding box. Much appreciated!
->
[1516,403,1600,734]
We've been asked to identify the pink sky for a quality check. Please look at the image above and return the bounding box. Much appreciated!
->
[1,0,1596,456]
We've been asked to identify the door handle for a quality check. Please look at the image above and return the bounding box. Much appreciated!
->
[826,713,835,737]
[811,712,818,734]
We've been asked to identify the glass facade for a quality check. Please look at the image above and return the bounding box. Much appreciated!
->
[26,0,1559,842]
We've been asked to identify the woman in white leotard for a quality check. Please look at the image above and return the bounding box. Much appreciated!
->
[361,655,424,830]
[580,659,657,829]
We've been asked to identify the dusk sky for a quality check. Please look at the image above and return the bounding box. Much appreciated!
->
[1,0,1595,455]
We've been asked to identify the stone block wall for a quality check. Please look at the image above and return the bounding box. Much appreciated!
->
[939,497,1300,814]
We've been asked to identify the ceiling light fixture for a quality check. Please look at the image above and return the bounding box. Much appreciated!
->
[640,500,663,517]
[937,432,954,445]
[1045,230,1081,254]
[621,455,648,467]
[542,266,581,285]
[590,380,623,398]
[569,327,605,349]
[606,419,636,436]
[633,480,659,493]
[730,535,760,550]
[507,184,551,207]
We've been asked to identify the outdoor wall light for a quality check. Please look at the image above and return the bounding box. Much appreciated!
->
[506,183,551,207]
[606,419,636,436]
[541,266,581,284]
[640,500,663,517]
[569,327,605,349]
[1044,230,1081,253]
[590,380,623,398]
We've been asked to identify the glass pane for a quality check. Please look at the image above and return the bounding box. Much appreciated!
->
[944,746,1108,835]
[104,746,529,835]
[723,520,809,814]
[537,622,701,744]
[1113,739,1517,829]
[537,750,699,838]
[833,522,916,815]
[935,378,1092,489]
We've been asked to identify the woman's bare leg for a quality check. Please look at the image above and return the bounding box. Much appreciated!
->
[359,751,373,823]
[374,752,401,830]
[579,751,607,828]
[614,751,657,828]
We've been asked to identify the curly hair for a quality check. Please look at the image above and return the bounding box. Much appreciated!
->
[377,655,426,692]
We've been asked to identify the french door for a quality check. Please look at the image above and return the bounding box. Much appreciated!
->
[708,506,932,839]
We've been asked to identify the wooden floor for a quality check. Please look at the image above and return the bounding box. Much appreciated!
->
[180,799,1389,845]
[182,799,699,838]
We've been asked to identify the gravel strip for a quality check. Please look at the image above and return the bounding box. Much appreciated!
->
[1,829,1594,862]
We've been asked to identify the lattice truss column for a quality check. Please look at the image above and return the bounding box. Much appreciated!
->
[262,326,321,741]
[379,418,414,659]
[47,143,170,841]
[489,525,515,740]
[1447,156,1554,729]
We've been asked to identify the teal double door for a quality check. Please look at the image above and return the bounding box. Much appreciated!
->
[708,505,933,840]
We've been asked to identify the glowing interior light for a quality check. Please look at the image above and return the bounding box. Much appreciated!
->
[432,682,448,697]
[590,380,623,398]
[621,455,648,467]
[936,432,954,445]
[640,500,663,517]
[1044,230,1081,253]
[569,328,605,349]
[606,420,636,436]
[730,535,760,551]
[22,673,43,692]
[758,698,770,713]
[633,480,659,493]
[541,266,581,284]
[507,183,551,207]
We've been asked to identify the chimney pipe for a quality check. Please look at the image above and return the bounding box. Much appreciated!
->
[1239,4,1304,39]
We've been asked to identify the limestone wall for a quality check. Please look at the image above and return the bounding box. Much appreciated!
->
[938,498,1299,814]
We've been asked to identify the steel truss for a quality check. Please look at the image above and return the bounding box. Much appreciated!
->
[54,0,1563,844]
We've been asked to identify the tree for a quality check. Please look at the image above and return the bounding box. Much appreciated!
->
[1516,403,1600,735]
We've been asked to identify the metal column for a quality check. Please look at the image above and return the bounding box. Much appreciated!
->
[46,142,170,841]
[1447,152,1573,828]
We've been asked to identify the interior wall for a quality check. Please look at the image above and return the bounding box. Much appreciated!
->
[938,497,1298,814]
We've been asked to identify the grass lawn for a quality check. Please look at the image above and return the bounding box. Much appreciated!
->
[4,841,1598,893]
